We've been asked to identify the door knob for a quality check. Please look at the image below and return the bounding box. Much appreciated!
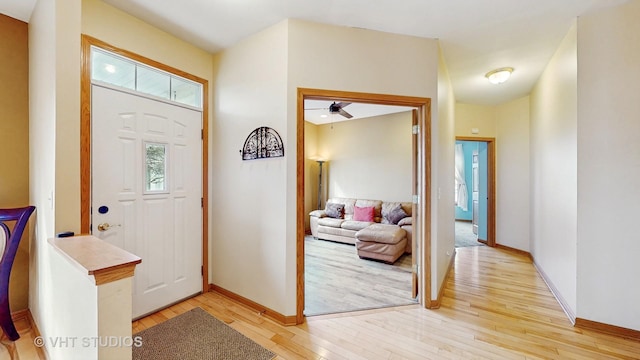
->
[97,223,121,232]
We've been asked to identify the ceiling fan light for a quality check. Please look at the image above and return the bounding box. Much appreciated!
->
[485,67,513,84]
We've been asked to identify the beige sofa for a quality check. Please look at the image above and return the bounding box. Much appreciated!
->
[309,197,413,263]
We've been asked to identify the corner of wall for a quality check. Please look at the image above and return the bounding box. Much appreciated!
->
[433,42,456,301]
[529,20,577,319]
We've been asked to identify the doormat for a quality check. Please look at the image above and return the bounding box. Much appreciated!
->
[133,307,275,360]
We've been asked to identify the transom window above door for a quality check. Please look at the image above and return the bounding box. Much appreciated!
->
[91,47,203,109]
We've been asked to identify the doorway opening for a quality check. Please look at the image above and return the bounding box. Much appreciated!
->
[454,137,495,247]
[303,101,416,316]
[296,88,432,323]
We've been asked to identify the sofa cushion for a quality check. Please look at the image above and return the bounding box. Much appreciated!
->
[353,206,375,222]
[355,199,382,222]
[325,202,345,218]
[317,225,357,238]
[382,203,408,225]
[327,198,357,220]
[318,217,345,228]
[398,217,412,226]
[356,237,407,263]
[402,224,413,253]
[341,220,374,231]
[355,224,406,245]
[381,202,412,223]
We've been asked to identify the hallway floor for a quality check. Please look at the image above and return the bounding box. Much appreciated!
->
[11,246,639,359]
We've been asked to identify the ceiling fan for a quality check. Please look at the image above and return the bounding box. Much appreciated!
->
[305,101,353,119]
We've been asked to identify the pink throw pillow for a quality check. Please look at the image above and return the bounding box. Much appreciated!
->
[353,206,375,222]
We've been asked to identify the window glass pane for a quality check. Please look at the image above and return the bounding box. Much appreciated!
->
[91,48,135,90]
[171,76,202,108]
[145,143,167,192]
[91,47,203,110]
[137,66,170,100]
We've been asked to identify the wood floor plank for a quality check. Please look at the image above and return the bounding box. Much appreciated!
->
[304,236,416,315]
[12,245,640,360]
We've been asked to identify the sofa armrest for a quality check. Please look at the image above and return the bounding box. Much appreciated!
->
[309,210,327,218]
[397,216,412,226]
[402,224,413,253]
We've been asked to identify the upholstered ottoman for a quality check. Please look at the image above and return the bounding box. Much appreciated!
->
[355,224,407,264]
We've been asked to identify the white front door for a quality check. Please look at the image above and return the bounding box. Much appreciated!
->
[91,84,202,318]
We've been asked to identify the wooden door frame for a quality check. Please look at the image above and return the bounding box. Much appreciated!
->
[455,137,496,247]
[296,88,432,324]
[80,35,210,292]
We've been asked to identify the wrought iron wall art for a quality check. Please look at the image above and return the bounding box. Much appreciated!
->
[241,126,284,160]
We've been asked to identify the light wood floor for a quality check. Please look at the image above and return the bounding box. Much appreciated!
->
[304,236,415,315]
[10,246,640,359]
[0,315,42,360]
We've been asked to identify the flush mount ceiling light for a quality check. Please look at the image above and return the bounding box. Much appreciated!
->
[485,67,514,84]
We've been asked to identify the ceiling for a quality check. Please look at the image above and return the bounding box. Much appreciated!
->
[304,100,414,125]
[1,0,628,106]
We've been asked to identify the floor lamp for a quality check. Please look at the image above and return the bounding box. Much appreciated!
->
[316,160,325,210]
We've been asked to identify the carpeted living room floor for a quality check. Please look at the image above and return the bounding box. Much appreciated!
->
[304,236,416,316]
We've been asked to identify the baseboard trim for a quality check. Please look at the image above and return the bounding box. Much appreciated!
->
[530,255,640,341]
[209,284,297,326]
[11,308,30,322]
[496,246,576,325]
[429,250,456,309]
[495,243,533,261]
[575,318,640,341]
[532,261,576,324]
[26,309,48,360]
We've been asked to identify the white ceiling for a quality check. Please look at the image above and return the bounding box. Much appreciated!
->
[305,100,414,125]
[1,0,628,105]
[0,0,35,23]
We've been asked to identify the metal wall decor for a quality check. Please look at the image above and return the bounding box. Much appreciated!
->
[241,126,284,160]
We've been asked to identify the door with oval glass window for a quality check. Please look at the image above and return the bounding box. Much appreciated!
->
[91,84,202,318]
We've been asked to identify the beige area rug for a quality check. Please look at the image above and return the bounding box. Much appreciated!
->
[133,307,275,360]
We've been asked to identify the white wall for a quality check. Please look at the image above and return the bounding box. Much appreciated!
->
[454,99,531,253]
[211,21,290,312]
[55,0,82,233]
[455,103,496,138]
[317,112,414,203]
[209,18,441,314]
[434,45,456,299]
[287,19,441,307]
[29,0,58,345]
[81,0,213,82]
[47,250,99,360]
[530,23,578,317]
[29,0,83,355]
[576,1,640,331]
[496,96,530,251]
